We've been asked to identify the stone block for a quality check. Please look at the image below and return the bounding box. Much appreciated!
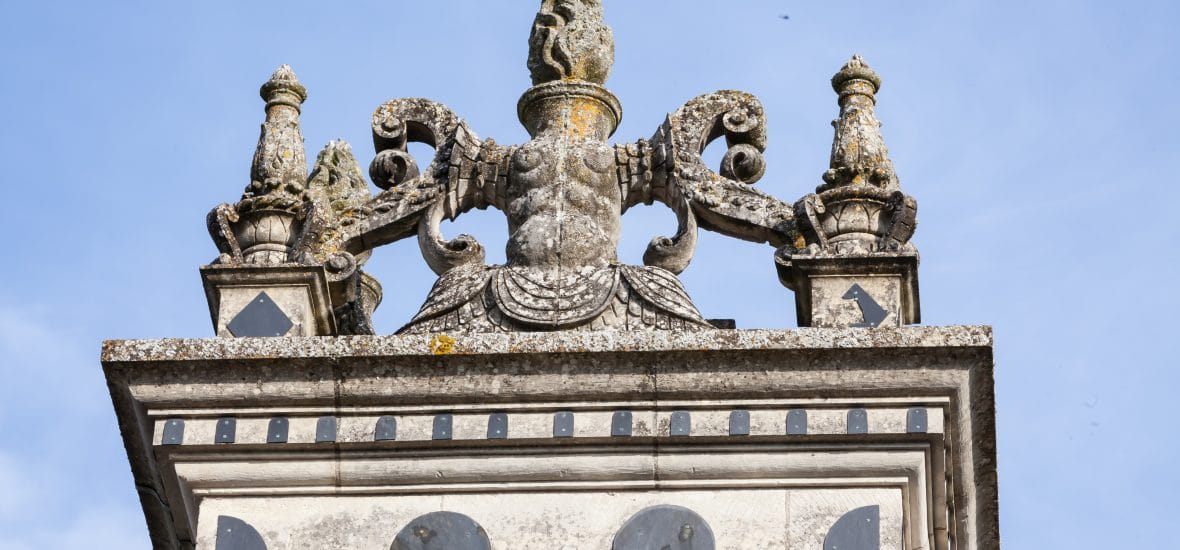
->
[778,252,920,328]
[200,265,334,337]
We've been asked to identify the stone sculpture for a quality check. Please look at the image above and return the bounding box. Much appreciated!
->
[204,0,918,334]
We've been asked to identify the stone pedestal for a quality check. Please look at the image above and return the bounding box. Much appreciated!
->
[777,252,920,328]
[103,327,996,549]
[200,265,335,337]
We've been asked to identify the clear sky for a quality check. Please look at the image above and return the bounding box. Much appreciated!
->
[0,1,1176,548]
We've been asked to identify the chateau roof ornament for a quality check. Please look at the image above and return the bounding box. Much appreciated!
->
[203,2,920,335]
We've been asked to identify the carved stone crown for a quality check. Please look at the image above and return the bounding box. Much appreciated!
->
[204,3,921,335]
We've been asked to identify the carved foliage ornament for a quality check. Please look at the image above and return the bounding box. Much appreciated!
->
[205,2,917,334]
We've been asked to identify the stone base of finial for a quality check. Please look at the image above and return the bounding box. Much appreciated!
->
[200,264,336,337]
[777,252,920,328]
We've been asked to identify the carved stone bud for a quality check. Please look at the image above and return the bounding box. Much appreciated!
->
[527,0,614,85]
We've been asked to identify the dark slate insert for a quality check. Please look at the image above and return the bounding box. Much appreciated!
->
[553,411,574,438]
[787,409,808,435]
[215,417,236,444]
[267,417,288,443]
[487,413,508,439]
[162,419,184,446]
[375,416,397,441]
[433,414,453,440]
[729,410,750,436]
[670,411,691,437]
[226,292,293,338]
[611,411,632,437]
[906,408,928,433]
[315,416,337,443]
[847,408,869,434]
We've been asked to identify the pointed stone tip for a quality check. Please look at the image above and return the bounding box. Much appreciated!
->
[832,54,881,93]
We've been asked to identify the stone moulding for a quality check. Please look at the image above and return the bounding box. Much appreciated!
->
[102,326,997,549]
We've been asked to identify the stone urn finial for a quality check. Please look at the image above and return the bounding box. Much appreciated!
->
[207,65,310,265]
[790,55,916,255]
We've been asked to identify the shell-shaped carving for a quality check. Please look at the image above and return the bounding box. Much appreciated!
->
[492,266,620,329]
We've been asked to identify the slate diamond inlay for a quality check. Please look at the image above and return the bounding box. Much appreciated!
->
[227,292,293,337]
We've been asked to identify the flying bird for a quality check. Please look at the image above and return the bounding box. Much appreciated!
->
[780,14,790,20]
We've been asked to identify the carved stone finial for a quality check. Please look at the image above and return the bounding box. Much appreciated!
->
[206,65,312,266]
[777,55,920,328]
[788,55,916,257]
[821,55,897,192]
[527,0,614,85]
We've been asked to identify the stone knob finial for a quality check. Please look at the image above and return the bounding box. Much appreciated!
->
[831,54,882,96]
[260,64,308,112]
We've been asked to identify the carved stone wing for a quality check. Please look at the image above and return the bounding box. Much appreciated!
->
[620,91,797,274]
[342,99,512,274]
[651,91,796,248]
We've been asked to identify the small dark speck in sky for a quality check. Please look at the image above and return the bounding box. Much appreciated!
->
[780,14,790,20]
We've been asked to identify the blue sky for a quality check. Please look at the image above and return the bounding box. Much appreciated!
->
[1,1,1177,547]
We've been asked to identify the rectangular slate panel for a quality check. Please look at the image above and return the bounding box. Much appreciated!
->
[433,414,453,440]
[162,419,184,446]
[553,411,574,438]
[374,416,397,441]
[728,410,750,436]
[215,417,236,444]
[487,413,508,439]
[267,417,288,443]
[670,411,691,436]
[315,416,337,443]
[611,411,632,437]
[787,409,808,435]
[906,408,928,433]
[847,408,869,434]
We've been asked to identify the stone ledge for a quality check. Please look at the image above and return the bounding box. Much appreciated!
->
[101,325,991,363]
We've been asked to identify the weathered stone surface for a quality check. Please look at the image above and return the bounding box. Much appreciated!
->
[102,326,996,550]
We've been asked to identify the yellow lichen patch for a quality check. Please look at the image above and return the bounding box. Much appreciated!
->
[430,334,456,355]
[565,99,604,139]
